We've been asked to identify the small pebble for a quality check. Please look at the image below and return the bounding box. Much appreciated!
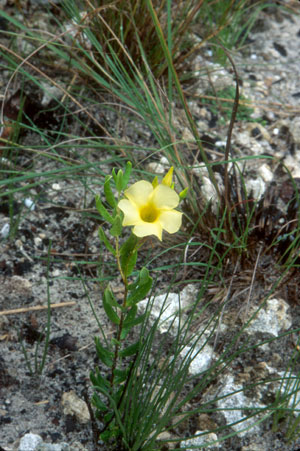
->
[52,269,61,277]
[34,236,43,247]
[259,164,273,183]
[159,156,169,166]
[0,223,10,238]
[24,198,35,211]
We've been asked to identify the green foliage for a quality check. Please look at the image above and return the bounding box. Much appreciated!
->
[95,195,114,224]
[110,214,123,237]
[103,288,120,325]
[119,341,140,358]
[99,227,116,256]
[127,268,153,306]
[104,176,117,208]
[120,234,138,277]
[90,164,156,446]
[94,337,114,368]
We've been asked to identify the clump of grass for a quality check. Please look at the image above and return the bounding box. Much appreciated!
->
[61,0,201,79]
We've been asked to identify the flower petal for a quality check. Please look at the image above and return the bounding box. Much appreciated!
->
[133,222,163,241]
[159,210,182,234]
[118,199,140,225]
[162,167,173,187]
[152,184,179,209]
[125,181,153,207]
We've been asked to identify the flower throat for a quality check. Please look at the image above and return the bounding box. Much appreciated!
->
[140,203,158,223]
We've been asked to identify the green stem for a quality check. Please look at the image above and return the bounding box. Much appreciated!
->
[110,236,129,388]
[109,235,143,389]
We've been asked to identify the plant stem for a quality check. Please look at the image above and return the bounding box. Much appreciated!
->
[110,236,129,388]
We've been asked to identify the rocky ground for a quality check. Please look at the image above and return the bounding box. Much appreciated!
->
[1,1,300,450]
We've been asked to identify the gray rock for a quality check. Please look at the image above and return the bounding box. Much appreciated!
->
[139,285,197,335]
[61,391,90,424]
[247,298,291,337]
[18,434,87,451]
[181,431,220,450]
[216,375,263,436]
[19,433,43,451]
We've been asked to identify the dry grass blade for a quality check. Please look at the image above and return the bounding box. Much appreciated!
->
[0,301,76,316]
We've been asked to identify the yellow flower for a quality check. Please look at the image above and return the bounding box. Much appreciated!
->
[118,173,182,241]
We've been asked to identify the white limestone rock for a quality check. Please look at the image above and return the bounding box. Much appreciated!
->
[138,285,197,335]
[19,433,43,451]
[216,375,263,436]
[181,431,220,450]
[247,298,292,337]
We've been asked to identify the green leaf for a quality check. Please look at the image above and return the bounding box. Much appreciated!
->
[91,367,110,389]
[116,169,123,192]
[127,268,153,306]
[112,168,117,183]
[128,267,150,291]
[121,161,132,190]
[113,367,129,384]
[127,278,152,305]
[111,338,121,347]
[123,304,137,323]
[120,327,130,340]
[94,337,113,367]
[104,286,120,308]
[95,195,114,224]
[104,412,114,424]
[123,312,147,329]
[139,267,150,284]
[125,250,137,277]
[104,175,117,208]
[119,306,137,337]
[103,288,120,324]
[119,340,140,357]
[120,234,138,277]
[92,392,109,412]
[98,227,116,256]
[110,214,122,237]
[100,428,114,443]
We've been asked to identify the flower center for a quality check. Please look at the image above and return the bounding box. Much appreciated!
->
[140,203,159,223]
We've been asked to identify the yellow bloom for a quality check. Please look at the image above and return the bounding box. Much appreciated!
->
[118,177,182,241]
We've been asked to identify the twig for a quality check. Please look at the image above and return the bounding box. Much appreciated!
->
[0,301,75,316]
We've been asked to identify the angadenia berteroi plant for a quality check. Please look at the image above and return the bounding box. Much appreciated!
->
[90,162,187,446]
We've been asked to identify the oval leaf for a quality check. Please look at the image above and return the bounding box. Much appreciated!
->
[119,341,140,358]
[95,195,114,224]
[103,288,120,324]
[104,175,117,208]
